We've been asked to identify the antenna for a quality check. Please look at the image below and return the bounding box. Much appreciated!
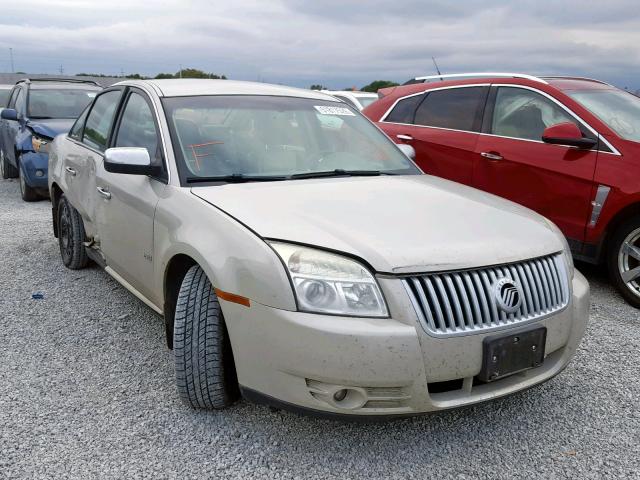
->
[9,48,14,73]
[432,56,442,81]
[59,65,64,75]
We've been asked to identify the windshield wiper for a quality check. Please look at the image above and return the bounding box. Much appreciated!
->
[290,169,393,180]
[186,173,288,183]
[29,116,54,119]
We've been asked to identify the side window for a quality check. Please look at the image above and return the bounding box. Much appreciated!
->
[491,87,579,141]
[114,92,161,167]
[69,105,90,140]
[414,87,486,131]
[384,94,424,124]
[82,90,121,151]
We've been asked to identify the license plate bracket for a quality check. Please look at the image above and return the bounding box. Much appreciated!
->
[478,327,546,383]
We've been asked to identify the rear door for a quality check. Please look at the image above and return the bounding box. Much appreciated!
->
[380,86,488,186]
[94,88,168,302]
[473,85,600,244]
[65,89,124,229]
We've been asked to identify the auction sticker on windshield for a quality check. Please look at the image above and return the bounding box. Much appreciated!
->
[314,105,355,116]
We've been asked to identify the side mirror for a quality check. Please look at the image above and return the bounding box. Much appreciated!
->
[104,147,155,175]
[397,143,416,160]
[1,108,18,121]
[542,122,597,149]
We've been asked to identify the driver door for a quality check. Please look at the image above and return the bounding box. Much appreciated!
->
[94,88,167,304]
[473,86,600,244]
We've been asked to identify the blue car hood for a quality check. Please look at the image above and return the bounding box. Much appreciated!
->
[28,118,75,139]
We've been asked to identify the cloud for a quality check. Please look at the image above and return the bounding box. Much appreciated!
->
[0,0,638,89]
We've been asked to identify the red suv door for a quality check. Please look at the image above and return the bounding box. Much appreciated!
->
[473,85,601,244]
[380,86,488,186]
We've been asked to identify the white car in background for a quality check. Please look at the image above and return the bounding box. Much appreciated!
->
[0,84,11,110]
[322,90,379,110]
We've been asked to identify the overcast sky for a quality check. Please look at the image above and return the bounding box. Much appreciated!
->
[0,0,638,90]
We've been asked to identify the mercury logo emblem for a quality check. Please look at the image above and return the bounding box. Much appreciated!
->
[494,277,523,314]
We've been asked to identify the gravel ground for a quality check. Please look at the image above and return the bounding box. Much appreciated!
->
[0,176,639,480]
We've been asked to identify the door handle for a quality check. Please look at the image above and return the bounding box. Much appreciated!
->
[480,152,503,161]
[397,134,414,141]
[65,166,77,176]
[96,186,111,200]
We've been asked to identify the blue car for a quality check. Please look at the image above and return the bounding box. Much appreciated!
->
[0,78,102,201]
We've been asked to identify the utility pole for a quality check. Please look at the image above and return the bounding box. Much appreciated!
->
[179,64,182,78]
[59,65,64,75]
[9,48,14,73]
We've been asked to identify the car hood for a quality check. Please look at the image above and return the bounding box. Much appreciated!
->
[192,175,564,274]
[28,118,75,139]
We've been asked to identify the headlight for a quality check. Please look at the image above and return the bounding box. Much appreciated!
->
[269,242,389,317]
[32,136,51,153]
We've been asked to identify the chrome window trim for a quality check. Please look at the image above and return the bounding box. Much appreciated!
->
[380,83,621,156]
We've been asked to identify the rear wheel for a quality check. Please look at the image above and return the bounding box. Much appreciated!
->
[174,265,239,409]
[18,160,40,202]
[57,195,89,270]
[608,215,640,308]
[1,150,18,179]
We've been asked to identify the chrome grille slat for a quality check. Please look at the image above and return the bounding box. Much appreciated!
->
[403,253,570,337]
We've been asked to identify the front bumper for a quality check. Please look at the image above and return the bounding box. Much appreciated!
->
[221,270,589,417]
[20,152,49,189]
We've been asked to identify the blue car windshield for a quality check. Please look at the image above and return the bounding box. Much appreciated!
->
[28,89,98,119]
[0,89,10,108]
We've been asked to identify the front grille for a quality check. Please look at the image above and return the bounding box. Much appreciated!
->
[403,253,569,337]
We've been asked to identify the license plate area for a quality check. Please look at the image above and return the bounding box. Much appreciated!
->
[477,327,546,383]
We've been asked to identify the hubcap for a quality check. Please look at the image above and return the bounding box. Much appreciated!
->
[618,227,640,299]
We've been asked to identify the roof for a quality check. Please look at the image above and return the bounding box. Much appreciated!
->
[118,79,339,100]
[0,73,120,87]
[322,90,378,97]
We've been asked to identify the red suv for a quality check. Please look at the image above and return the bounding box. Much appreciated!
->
[364,73,640,307]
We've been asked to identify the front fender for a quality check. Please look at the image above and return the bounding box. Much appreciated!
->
[154,186,297,312]
[19,151,49,188]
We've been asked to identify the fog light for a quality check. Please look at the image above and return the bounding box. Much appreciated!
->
[35,169,44,177]
[333,389,348,402]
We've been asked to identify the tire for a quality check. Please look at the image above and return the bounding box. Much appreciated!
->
[57,195,89,270]
[174,265,239,409]
[18,160,40,202]
[1,150,18,179]
[607,214,640,308]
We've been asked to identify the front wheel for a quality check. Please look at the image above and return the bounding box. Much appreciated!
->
[174,265,239,409]
[57,195,89,269]
[608,215,640,308]
[19,162,40,202]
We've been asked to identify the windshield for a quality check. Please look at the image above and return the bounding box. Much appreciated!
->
[162,95,419,182]
[0,89,10,108]
[356,96,377,108]
[568,89,640,142]
[28,89,98,119]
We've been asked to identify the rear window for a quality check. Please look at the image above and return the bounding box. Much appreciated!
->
[414,87,486,132]
[28,89,98,119]
[384,94,424,124]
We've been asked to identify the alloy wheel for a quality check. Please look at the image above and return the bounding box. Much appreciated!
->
[618,226,640,300]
